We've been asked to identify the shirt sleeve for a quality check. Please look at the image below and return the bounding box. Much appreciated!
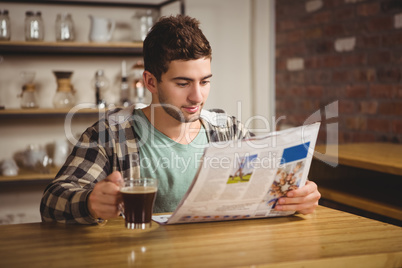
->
[40,120,113,224]
[227,114,253,140]
[202,109,253,142]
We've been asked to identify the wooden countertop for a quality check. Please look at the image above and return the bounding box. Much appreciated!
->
[315,142,402,176]
[0,206,401,267]
[312,143,402,222]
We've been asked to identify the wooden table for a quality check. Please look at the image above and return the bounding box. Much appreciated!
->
[0,206,401,268]
[311,143,402,224]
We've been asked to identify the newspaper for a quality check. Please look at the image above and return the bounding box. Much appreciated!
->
[152,122,321,224]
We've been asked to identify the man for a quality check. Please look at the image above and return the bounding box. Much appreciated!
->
[40,15,320,224]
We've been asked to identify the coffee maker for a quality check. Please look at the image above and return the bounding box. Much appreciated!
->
[53,71,75,108]
[20,71,39,109]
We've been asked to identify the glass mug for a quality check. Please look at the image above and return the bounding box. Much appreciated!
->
[119,177,158,229]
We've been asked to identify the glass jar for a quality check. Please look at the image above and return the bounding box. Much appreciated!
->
[0,9,11,41]
[25,11,44,41]
[131,9,157,42]
[55,13,75,42]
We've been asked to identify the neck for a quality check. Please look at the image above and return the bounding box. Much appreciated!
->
[142,105,201,145]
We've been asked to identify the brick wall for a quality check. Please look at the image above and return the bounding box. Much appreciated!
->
[275,0,402,144]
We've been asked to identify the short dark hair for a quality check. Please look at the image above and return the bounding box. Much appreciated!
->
[143,15,212,82]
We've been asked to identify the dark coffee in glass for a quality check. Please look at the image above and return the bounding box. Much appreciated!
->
[120,178,158,229]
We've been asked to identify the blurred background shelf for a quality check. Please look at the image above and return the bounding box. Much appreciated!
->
[2,0,181,9]
[0,168,57,182]
[0,41,143,55]
[0,107,107,117]
[0,0,184,225]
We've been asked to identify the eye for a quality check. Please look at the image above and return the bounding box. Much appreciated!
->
[177,82,189,87]
[201,80,210,86]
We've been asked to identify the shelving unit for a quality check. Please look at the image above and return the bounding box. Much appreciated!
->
[0,0,183,178]
[2,0,184,11]
[0,168,57,182]
[0,0,185,225]
[0,107,107,117]
[0,107,110,183]
[0,41,143,55]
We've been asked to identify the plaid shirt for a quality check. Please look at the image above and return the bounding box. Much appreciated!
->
[40,107,251,224]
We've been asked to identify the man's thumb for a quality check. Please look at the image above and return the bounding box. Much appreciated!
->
[107,171,124,185]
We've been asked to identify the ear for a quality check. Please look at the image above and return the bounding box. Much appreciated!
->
[143,71,158,94]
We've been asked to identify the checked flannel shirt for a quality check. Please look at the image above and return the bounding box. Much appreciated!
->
[40,106,251,224]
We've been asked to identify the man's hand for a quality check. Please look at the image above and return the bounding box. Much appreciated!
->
[87,171,123,220]
[274,180,321,215]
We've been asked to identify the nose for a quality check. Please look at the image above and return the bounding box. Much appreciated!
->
[188,83,203,104]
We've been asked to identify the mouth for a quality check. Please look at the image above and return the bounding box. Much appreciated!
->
[182,105,201,114]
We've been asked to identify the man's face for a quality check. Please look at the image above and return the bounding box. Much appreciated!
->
[156,58,212,123]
